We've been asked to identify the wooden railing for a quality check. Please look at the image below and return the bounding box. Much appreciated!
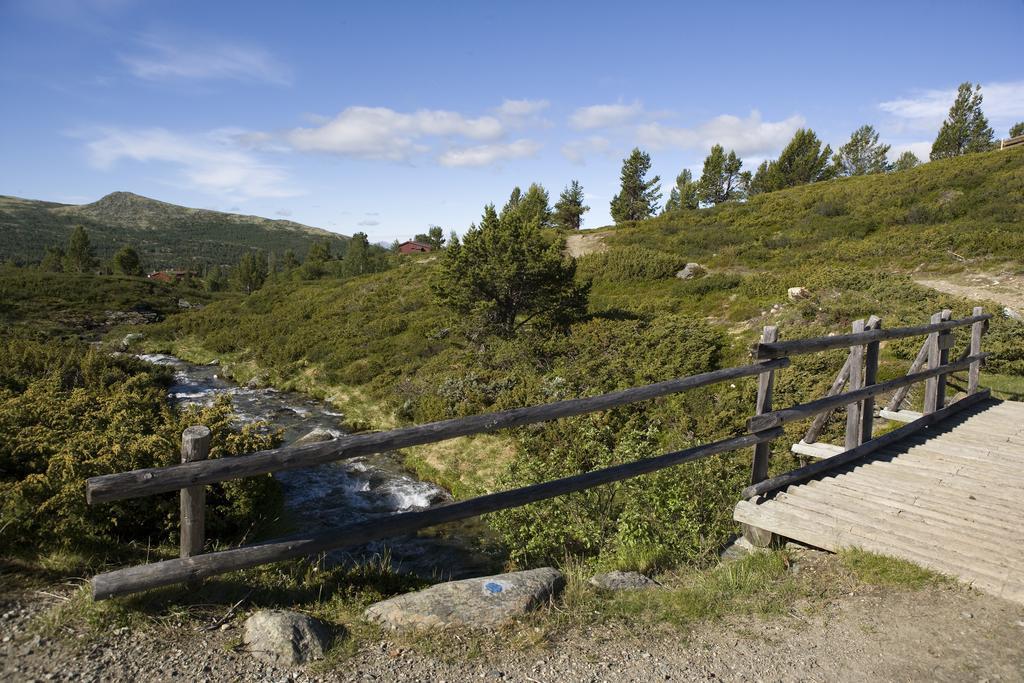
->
[85,309,991,600]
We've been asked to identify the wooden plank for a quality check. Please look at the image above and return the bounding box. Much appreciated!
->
[845,319,865,450]
[782,492,1024,572]
[85,358,789,505]
[752,314,990,360]
[747,357,986,432]
[853,461,1022,504]
[91,428,781,599]
[735,500,1024,601]
[969,307,985,395]
[814,475,1019,531]
[750,326,778,485]
[179,426,210,559]
[870,451,1024,487]
[861,317,881,444]
[794,482,1024,555]
[741,389,991,499]
[924,312,943,413]
[879,409,923,423]
[774,492,1024,574]
[790,441,844,459]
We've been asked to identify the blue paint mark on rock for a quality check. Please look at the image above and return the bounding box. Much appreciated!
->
[484,582,504,594]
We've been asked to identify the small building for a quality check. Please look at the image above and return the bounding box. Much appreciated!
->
[397,240,433,254]
[147,270,193,283]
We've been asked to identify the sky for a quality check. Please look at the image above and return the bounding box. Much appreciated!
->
[1,0,1023,243]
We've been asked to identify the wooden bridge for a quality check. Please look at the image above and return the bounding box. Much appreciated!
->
[83,306,1024,605]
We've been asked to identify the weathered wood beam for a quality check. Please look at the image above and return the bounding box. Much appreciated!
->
[968,306,985,395]
[86,359,790,504]
[924,311,952,413]
[845,319,866,450]
[747,354,988,432]
[861,317,882,444]
[741,389,991,499]
[179,426,210,559]
[752,314,990,360]
[92,427,783,600]
[750,326,778,485]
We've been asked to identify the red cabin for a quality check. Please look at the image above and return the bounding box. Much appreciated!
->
[397,240,432,254]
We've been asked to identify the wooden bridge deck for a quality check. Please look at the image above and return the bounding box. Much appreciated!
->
[735,398,1024,603]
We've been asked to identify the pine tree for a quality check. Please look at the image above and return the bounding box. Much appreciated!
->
[930,82,995,160]
[518,183,553,228]
[834,125,891,176]
[433,203,588,337]
[233,251,268,294]
[663,170,699,213]
[501,187,523,218]
[1009,122,1024,138]
[281,249,300,271]
[40,246,65,272]
[307,240,332,262]
[749,129,834,194]
[342,232,370,276]
[111,246,143,276]
[413,226,446,250]
[553,180,589,230]
[204,265,229,292]
[892,150,921,172]
[697,145,746,206]
[64,226,97,273]
[610,148,662,223]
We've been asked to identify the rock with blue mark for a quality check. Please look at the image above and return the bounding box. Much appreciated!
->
[364,567,564,630]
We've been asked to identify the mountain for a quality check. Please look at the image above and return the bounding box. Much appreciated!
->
[0,191,350,269]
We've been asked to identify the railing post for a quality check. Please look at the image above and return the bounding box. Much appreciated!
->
[844,319,865,450]
[968,306,985,394]
[180,425,211,559]
[924,310,952,413]
[750,326,779,484]
[861,316,882,444]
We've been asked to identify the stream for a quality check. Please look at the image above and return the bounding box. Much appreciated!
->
[139,353,495,580]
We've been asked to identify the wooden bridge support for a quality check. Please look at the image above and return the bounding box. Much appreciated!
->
[180,426,210,559]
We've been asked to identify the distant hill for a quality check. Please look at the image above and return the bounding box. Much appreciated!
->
[0,191,350,269]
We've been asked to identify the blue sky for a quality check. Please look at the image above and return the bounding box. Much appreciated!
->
[2,0,1023,243]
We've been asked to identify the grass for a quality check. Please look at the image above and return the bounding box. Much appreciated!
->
[838,548,951,588]
[981,371,1024,401]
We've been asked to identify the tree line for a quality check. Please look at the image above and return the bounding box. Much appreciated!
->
[611,81,1022,222]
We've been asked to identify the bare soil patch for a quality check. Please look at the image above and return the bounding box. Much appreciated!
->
[565,232,609,258]
[916,269,1024,312]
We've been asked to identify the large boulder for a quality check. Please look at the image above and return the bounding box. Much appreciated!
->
[588,571,659,591]
[242,610,334,666]
[787,286,811,301]
[291,426,341,447]
[364,567,564,630]
[676,263,705,280]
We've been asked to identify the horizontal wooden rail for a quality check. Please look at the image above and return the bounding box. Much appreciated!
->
[747,353,987,432]
[86,359,789,505]
[741,390,991,499]
[92,428,783,599]
[752,314,990,360]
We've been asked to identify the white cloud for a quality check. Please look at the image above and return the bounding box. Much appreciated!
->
[438,139,541,167]
[560,136,611,164]
[82,127,301,200]
[358,219,380,227]
[879,80,1024,131]
[275,209,292,216]
[287,106,504,160]
[120,35,291,85]
[497,99,550,117]
[637,110,805,156]
[570,102,644,130]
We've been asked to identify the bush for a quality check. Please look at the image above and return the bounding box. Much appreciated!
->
[576,247,685,282]
[0,339,282,553]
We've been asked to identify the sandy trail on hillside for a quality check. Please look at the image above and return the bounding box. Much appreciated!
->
[916,270,1024,312]
[564,232,608,258]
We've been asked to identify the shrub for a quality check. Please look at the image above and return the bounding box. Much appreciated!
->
[0,340,282,553]
[576,247,684,282]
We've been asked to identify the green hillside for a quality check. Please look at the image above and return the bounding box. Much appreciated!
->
[0,191,350,269]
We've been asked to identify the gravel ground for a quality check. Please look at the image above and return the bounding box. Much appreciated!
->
[3,568,1023,682]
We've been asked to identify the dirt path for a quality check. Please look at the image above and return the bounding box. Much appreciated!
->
[916,270,1024,312]
[4,571,1023,682]
[564,232,608,258]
